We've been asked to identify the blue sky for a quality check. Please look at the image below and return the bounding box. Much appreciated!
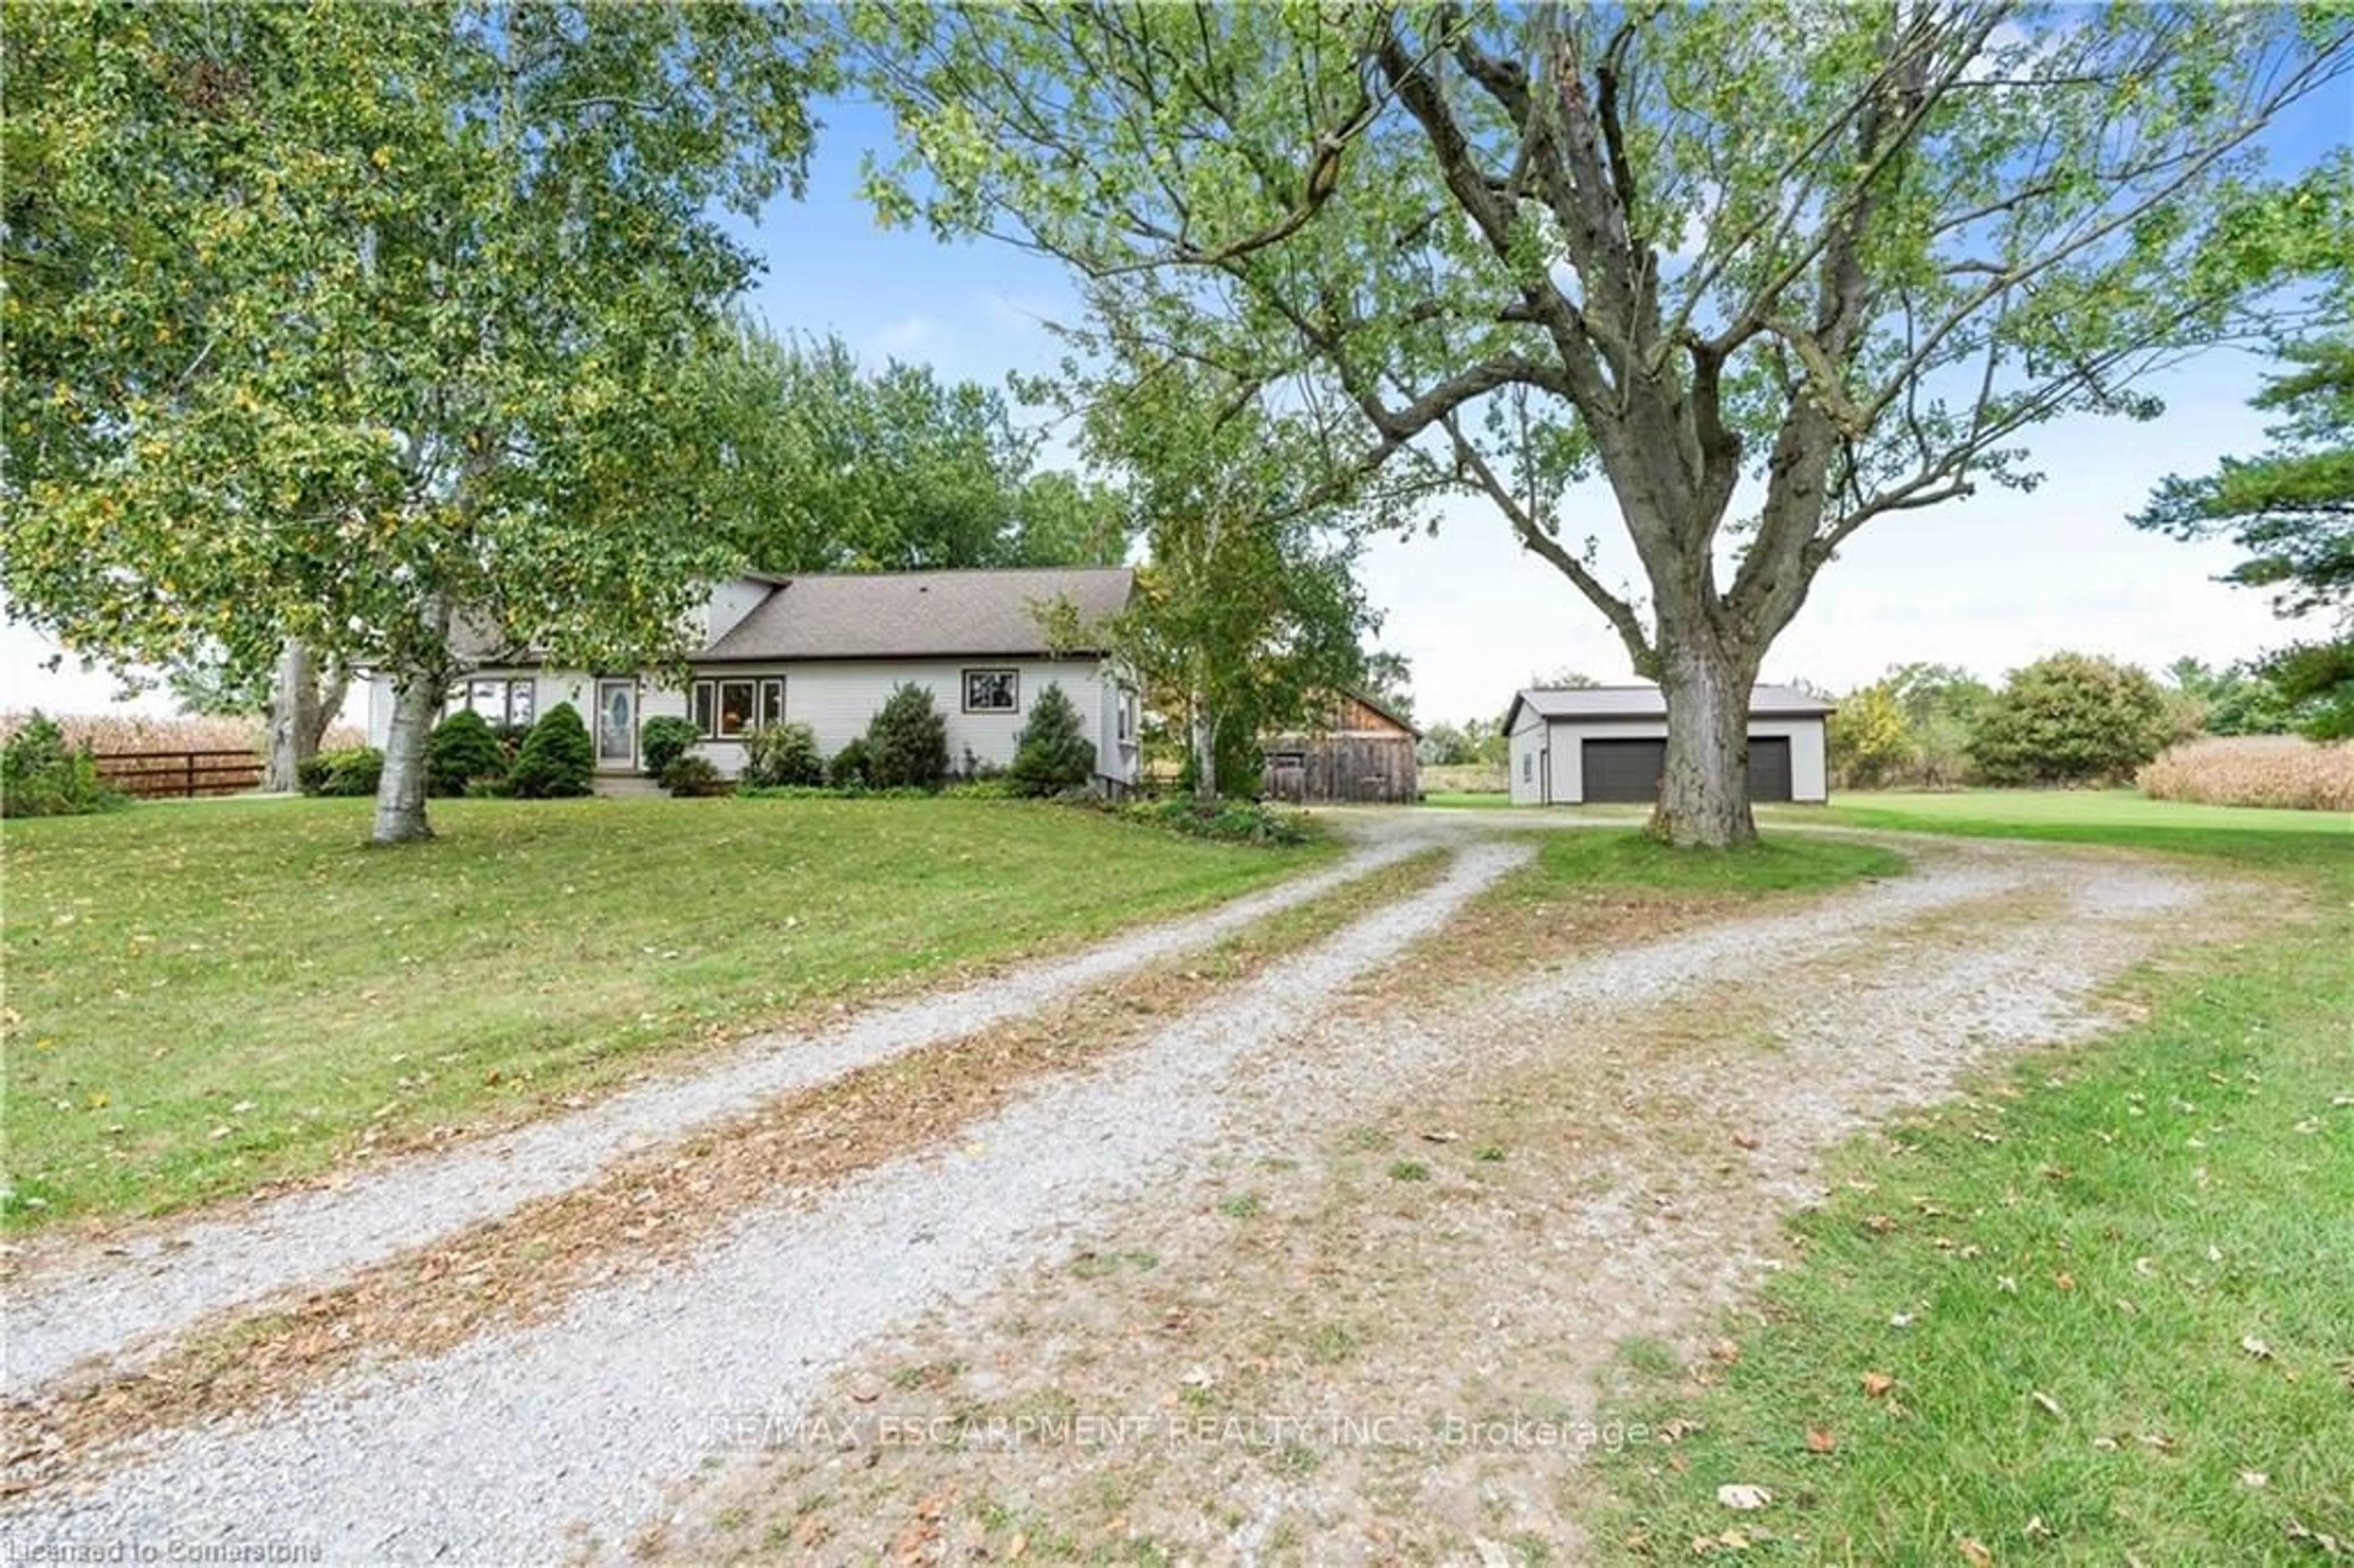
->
[5,82,2345,728]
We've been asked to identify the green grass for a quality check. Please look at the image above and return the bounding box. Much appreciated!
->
[1420,790,1516,809]
[2,795,1332,1228]
[1795,788,2350,865]
[1595,797,2354,1564]
[1523,829,1906,896]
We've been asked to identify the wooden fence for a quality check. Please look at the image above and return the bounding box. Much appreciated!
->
[93,748,263,799]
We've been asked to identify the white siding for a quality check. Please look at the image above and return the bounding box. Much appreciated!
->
[701,577,772,645]
[685,658,1135,785]
[1507,702,1548,805]
[364,668,600,752]
[1541,716,1829,804]
[364,675,396,749]
[1784,718,1830,803]
[374,652,1137,787]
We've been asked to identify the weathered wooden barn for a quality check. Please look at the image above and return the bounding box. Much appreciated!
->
[1260,691,1421,805]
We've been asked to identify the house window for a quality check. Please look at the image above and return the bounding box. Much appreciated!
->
[1116,691,1135,743]
[691,677,785,739]
[463,678,534,730]
[964,668,1018,713]
[1522,753,1533,782]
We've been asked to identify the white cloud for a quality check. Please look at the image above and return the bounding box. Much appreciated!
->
[861,314,940,359]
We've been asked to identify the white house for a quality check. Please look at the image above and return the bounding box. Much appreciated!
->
[1504,684,1832,805]
[365,566,1142,788]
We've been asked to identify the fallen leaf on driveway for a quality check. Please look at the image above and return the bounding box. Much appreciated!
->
[1716,1483,1772,1511]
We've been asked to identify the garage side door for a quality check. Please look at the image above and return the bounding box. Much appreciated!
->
[1582,739,1666,803]
[1746,736,1793,801]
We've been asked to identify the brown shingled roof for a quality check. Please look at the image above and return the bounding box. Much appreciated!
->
[698,566,1133,661]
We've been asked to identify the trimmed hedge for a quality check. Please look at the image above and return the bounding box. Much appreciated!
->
[298,745,384,797]
[864,684,948,791]
[639,715,701,780]
[742,722,826,788]
[1010,682,1097,796]
[425,709,507,797]
[508,703,593,798]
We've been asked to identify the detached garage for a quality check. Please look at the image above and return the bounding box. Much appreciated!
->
[1504,685,1832,806]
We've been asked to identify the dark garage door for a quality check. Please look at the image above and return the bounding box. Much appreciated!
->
[1582,735,1795,803]
[1582,739,1666,802]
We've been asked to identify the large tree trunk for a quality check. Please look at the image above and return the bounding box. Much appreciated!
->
[1187,685,1219,804]
[305,660,349,757]
[262,637,319,794]
[1651,633,1762,848]
[371,595,450,845]
[373,669,438,843]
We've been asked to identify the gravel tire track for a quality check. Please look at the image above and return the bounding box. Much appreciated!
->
[3,838,1425,1393]
[6,841,1530,1562]
[634,843,2215,1564]
[2,831,2218,1567]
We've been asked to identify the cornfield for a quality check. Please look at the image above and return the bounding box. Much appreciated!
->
[0,711,366,758]
[1422,763,1509,794]
[2138,735,2354,813]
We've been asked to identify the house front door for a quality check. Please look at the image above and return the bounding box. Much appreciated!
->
[595,679,636,771]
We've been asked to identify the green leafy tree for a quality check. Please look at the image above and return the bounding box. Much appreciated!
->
[2135,334,2353,618]
[1416,722,1478,767]
[1883,662,1994,786]
[1358,652,1417,729]
[508,702,593,799]
[858,5,2350,843]
[2,3,828,843]
[2264,641,2354,741]
[164,641,349,792]
[1080,357,1387,802]
[2136,328,2354,740]
[864,684,948,790]
[1009,682,1097,796]
[2162,658,2296,738]
[1967,653,2173,786]
[1827,682,1914,790]
[424,708,506,798]
[692,322,1130,574]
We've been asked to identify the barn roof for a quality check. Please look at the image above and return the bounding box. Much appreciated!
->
[1505,683,1833,729]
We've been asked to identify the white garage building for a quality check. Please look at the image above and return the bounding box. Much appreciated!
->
[1504,685,1832,806]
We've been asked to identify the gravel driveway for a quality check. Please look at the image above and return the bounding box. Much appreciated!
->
[1,820,2218,1563]
[4,839,1428,1391]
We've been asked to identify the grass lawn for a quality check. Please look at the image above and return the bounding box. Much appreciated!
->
[2,795,1332,1229]
[1525,828,1905,895]
[1595,791,2354,1563]
[1810,786,2350,845]
[1420,790,1515,809]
